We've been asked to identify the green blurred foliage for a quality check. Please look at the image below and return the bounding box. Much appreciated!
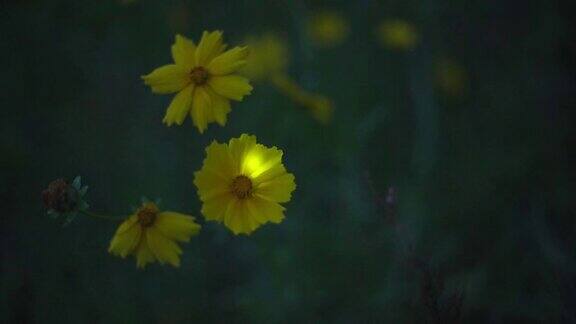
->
[1,0,574,322]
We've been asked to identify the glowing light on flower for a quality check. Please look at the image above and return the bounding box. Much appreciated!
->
[194,134,296,235]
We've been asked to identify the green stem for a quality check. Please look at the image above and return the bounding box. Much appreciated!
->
[80,210,124,222]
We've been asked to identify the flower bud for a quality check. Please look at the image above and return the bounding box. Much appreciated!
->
[41,176,89,225]
[42,179,79,213]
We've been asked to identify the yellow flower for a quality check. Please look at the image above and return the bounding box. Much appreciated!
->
[435,58,468,97]
[142,31,253,133]
[270,74,333,124]
[108,202,201,268]
[307,11,349,48]
[194,134,296,235]
[241,34,333,124]
[241,33,289,81]
[308,95,333,124]
[376,20,419,51]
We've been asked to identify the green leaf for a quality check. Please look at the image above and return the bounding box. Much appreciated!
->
[72,176,82,189]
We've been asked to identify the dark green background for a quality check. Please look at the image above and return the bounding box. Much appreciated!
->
[1,0,575,322]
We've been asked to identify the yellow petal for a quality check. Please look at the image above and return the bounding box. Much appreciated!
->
[142,64,190,94]
[163,84,194,126]
[195,30,226,66]
[223,199,258,235]
[208,75,252,101]
[155,212,201,242]
[197,141,236,180]
[190,86,212,133]
[242,144,283,178]
[252,163,289,186]
[194,167,231,201]
[255,173,296,203]
[135,237,156,269]
[113,214,138,235]
[237,200,260,233]
[109,218,142,258]
[248,195,286,224]
[171,34,196,68]
[203,89,218,124]
[213,96,231,126]
[204,86,231,126]
[201,193,234,222]
[146,227,182,267]
[207,46,249,75]
[242,199,269,226]
[229,134,258,174]
[223,199,240,234]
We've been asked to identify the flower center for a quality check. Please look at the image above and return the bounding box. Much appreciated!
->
[190,67,209,85]
[137,206,157,227]
[231,175,253,199]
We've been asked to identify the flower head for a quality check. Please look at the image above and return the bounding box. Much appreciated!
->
[194,134,296,235]
[42,176,89,225]
[108,202,201,268]
[376,19,419,51]
[308,95,333,124]
[307,11,349,48]
[241,33,289,81]
[270,74,334,124]
[435,58,468,98]
[142,31,253,133]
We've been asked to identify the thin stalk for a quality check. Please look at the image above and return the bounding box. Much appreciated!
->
[80,210,124,222]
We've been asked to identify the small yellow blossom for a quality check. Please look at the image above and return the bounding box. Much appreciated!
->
[142,31,253,133]
[307,11,349,48]
[241,34,333,123]
[308,95,333,124]
[108,202,201,268]
[194,134,296,235]
[435,58,468,97]
[376,19,419,51]
[271,75,333,124]
[241,33,289,81]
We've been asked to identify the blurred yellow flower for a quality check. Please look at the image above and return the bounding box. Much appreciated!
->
[271,75,334,124]
[241,33,333,123]
[108,202,201,268]
[142,31,253,133]
[307,11,349,48]
[308,95,333,124]
[376,20,419,51]
[194,134,296,235]
[242,33,289,81]
[435,58,468,97]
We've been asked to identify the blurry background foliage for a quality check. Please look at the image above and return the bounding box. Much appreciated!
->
[1,0,575,323]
